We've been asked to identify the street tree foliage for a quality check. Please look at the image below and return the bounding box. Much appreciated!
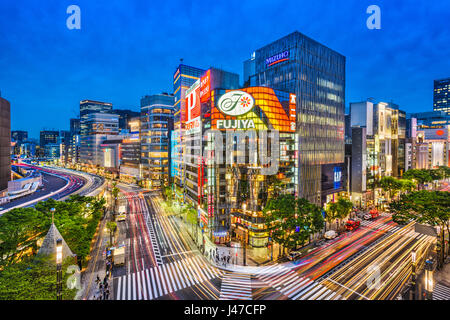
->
[0,255,77,300]
[390,191,450,231]
[0,195,105,300]
[0,195,105,267]
[379,176,402,200]
[263,194,324,253]
[402,169,435,189]
[164,186,174,206]
[325,197,353,230]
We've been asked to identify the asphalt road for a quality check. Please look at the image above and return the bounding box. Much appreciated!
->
[0,172,67,210]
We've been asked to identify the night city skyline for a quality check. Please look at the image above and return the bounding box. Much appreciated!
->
[1,0,450,138]
[1,0,450,307]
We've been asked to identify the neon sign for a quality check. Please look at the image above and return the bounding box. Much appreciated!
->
[217,91,254,116]
[334,167,342,189]
[265,50,289,67]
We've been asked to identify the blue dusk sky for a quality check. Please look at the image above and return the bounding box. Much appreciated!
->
[0,0,449,139]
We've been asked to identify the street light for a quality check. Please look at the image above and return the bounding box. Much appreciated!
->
[241,203,247,266]
[410,250,416,300]
[50,207,56,224]
[424,258,434,300]
[56,238,63,301]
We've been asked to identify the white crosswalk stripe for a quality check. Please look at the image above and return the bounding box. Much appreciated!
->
[145,214,163,266]
[114,256,222,300]
[255,264,336,300]
[220,272,252,300]
[433,283,450,300]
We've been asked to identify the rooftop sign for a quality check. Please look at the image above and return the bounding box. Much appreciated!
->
[265,50,289,67]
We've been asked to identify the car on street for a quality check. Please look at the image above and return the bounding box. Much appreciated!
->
[288,251,302,261]
[324,230,338,240]
[345,219,361,231]
[116,213,126,222]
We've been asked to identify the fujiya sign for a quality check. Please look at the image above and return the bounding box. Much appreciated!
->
[217,91,254,116]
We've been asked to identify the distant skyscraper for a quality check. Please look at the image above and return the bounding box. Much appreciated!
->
[79,100,113,136]
[70,118,80,135]
[0,97,11,197]
[172,64,204,192]
[79,100,113,166]
[140,93,174,189]
[433,78,450,114]
[39,130,59,147]
[110,109,140,131]
[79,113,119,166]
[11,130,28,143]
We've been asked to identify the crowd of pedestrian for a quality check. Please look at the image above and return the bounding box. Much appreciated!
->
[206,247,233,267]
[93,274,110,300]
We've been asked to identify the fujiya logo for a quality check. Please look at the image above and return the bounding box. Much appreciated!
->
[217,91,254,116]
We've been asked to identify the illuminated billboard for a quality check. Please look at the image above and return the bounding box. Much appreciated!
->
[185,79,201,134]
[265,50,290,67]
[211,87,296,132]
[200,69,211,103]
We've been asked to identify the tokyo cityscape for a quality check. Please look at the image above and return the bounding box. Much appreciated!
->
[0,0,449,309]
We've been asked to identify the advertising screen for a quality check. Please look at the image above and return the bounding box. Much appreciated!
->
[185,79,201,134]
[200,69,211,103]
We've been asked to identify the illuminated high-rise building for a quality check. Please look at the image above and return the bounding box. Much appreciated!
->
[0,96,11,198]
[172,64,204,200]
[140,94,174,189]
[246,31,346,205]
[433,77,450,114]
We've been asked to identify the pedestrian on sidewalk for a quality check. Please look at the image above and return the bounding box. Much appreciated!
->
[96,275,101,284]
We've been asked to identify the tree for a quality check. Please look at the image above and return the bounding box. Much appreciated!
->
[390,191,450,267]
[379,176,402,201]
[106,221,117,245]
[399,179,416,195]
[0,255,77,300]
[326,197,353,231]
[403,169,433,190]
[0,195,105,269]
[263,195,324,255]
[186,207,198,235]
[111,182,120,213]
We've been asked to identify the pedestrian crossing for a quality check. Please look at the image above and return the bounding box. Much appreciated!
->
[220,272,252,300]
[360,219,401,234]
[254,264,340,300]
[118,193,152,200]
[144,211,163,266]
[114,256,223,300]
[433,283,450,300]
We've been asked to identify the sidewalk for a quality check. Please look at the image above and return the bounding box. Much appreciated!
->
[79,209,113,300]
[435,258,450,287]
[176,212,323,268]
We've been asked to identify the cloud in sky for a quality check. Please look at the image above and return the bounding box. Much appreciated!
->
[0,0,449,138]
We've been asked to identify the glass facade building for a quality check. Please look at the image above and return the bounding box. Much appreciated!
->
[79,113,119,166]
[172,64,204,196]
[0,97,11,196]
[140,94,174,189]
[433,78,450,114]
[247,31,346,205]
[39,130,59,147]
